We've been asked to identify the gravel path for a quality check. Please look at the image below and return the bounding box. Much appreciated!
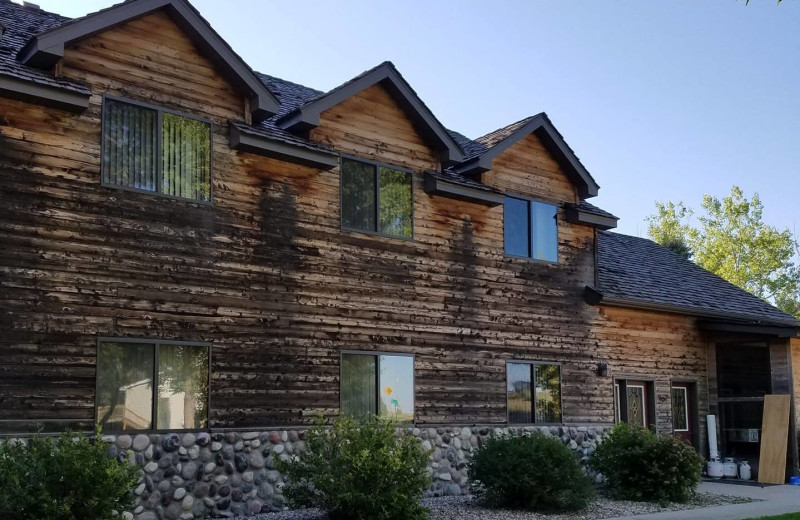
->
[236,493,752,520]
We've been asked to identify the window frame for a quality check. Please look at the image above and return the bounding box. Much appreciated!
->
[505,359,564,426]
[613,378,656,431]
[670,385,690,432]
[503,194,559,263]
[339,350,416,422]
[339,154,415,241]
[95,337,212,433]
[100,94,215,205]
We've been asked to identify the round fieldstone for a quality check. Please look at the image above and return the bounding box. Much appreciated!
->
[164,502,181,520]
[181,433,196,447]
[225,432,238,444]
[132,434,150,451]
[203,497,215,508]
[196,432,210,446]
[231,488,243,502]
[210,442,222,452]
[248,451,264,469]
[158,480,171,493]
[181,494,194,511]
[187,445,200,460]
[181,462,197,480]
[144,444,154,460]
[162,435,180,453]
[247,500,262,515]
[234,454,248,472]
[173,488,186,500]
[242,471,254,483]
[241,432,258,441]
[221,445,234,460]
[224,461,234,475]
[144,462,158,474]
[218,485,231,497]
[272,444,284,455]
[268,432,280,444]
[116,435,133,450]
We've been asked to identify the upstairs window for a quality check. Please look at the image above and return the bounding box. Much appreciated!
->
[341,157,413,238]
[341,352,414,421]
[507,361,562,424]
[102,97,212,203]
[96,339,210,431]
[504,197,558,262]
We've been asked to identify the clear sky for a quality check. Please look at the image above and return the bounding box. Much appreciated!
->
[34,0,800,238]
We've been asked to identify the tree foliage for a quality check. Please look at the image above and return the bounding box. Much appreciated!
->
[647,186,800,317]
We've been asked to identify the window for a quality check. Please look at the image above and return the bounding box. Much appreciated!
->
[503,197,558,262]
[671,386,689,432]
[341,157,413,238]
[341,352,414,421]
[96,339,210,431]
[613,379,654,429]
[507,362,562,424]
[102,97,212,202]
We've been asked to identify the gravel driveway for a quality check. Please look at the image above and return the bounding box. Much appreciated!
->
[236,492,752,520]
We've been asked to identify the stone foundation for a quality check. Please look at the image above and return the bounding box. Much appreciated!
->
[91,425,607,519]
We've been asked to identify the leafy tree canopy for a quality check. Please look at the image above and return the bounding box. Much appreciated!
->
[646,186,800,318]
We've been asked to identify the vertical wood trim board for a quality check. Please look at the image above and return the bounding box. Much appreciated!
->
[758,394,791,485]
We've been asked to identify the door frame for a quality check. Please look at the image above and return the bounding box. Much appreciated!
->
[670,380,700,449]
[613,378,656,431]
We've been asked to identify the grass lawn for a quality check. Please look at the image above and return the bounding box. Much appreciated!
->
[741,514,800,520]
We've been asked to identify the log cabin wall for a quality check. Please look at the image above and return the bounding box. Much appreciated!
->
[790,338,800,466]
[592,306,711,449]
[0,8,721,435]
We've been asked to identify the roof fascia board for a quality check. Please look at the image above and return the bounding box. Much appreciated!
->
[278,64,465,164]
[0,75,90,112]
[453,115,600,198]
[585,287,800,329]
[229,124,338,170]
[565,206,618,230]
[18,0,279,121]
[422,172,504,206]
[697,321,798,338]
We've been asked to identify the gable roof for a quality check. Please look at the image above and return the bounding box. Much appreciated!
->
[592,231,799,328]
[451,113,600,199]
[276,61,465,165]
[16,0,280,122]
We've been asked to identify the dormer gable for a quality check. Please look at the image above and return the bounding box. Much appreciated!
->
[452,113,599,199]
[17,0,279,122]
[277,62,464,166]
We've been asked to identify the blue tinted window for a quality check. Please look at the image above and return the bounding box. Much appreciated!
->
[504,197,529,257]
[531,201,558,262]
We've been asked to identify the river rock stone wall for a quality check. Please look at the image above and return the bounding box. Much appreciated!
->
[92,425,607,519]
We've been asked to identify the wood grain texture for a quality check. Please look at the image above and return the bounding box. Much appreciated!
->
[0,11,723,435]
[758,394,791,484]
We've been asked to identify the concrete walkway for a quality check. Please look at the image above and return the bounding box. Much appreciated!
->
[614,482,800,520]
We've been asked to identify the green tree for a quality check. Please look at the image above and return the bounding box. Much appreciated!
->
[647,186,800,318]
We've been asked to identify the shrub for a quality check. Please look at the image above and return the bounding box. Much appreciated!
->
[276,415,431,520]
[468,433,595,512]
[0,429,139,520]
[589,423,703,503]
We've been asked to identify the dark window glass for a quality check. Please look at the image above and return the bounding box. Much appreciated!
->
[96,342,155,431]
[157,345,209,430]
[341,354,377,418]
[102,99,158,192]
[504,197,529,257]
[504,197,558,262]
[162,113,211,202]
[341,353,414,420]
[341,159,376,232]
[627,385,646,427]
[96,341,210,432]
[102,98,211,202]
[378,166,412,238]
[379,354,414,421]
[508,362,562,424]
[531,201,558,262]
[507,362,532,424]
[534,364,562,423]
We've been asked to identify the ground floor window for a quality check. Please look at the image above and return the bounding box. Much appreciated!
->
[340,352,414,421]
[614,379,655,429]
[506,361,562,424]
[96,339,210,432]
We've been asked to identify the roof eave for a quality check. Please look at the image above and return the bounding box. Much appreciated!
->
[586,287,800,331]
[0,74,89,112]
[17,0,280,120]
[229,124,339,170]
[565,205,618,230]
[422,172,504,206]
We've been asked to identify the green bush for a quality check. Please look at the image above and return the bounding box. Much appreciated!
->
[276,415,432,520]
[0,429,139,520]
[589,423,703,503]
[468,433,595,512]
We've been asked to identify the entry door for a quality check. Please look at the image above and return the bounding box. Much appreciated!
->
[671,384,694,444]
[626,381,649,428]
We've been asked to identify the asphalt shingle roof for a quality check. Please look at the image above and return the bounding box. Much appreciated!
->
[597,231,798,326]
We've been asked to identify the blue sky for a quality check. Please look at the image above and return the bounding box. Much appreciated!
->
[36,0,800,238]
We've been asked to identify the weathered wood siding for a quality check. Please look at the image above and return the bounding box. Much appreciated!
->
[791,338,800,456]
[593,306,711,446]
[0,10,723,434]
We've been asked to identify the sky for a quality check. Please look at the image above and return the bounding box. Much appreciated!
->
[32,0,800,238]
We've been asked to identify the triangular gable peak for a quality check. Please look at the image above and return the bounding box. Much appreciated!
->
[277,61,465,165]
[453,113,600,199]
[17,0,279,122]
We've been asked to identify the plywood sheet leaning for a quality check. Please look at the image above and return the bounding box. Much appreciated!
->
[758,394,791,484]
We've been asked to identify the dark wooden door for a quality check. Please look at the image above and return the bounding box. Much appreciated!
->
[671,384,693,444]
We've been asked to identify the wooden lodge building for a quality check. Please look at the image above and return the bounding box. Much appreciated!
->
[1,0,799,501]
